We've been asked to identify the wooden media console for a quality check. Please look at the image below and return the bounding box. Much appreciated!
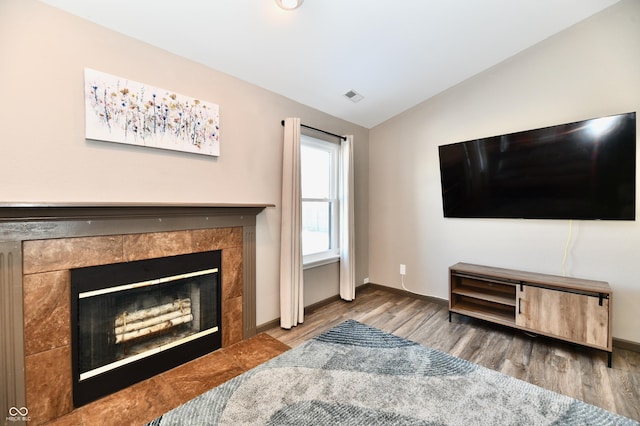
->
[448,262,613,367]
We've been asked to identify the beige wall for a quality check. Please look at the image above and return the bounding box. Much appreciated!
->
[369,0,640,343]
[0,0,369,325]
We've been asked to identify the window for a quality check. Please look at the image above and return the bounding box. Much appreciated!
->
[301,135,340,267]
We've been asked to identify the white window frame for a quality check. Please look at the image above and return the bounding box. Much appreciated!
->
[301,134,340,268]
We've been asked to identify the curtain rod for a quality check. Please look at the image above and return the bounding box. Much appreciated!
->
[280,120,346,141]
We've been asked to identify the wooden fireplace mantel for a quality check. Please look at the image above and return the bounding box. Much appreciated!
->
[0,202,273,221]
[0,202,273,241]
[0,202,273,421]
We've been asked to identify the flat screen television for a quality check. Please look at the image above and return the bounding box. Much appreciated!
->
[438,112,636,220]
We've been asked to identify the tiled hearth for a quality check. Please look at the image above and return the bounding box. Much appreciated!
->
[0,204,269,425]
[46,333,289,426]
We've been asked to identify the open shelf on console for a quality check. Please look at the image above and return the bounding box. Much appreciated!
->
[450,302,515,326]
[451,286,516,307]
[450,271,517,324]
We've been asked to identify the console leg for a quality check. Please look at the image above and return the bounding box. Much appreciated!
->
[607,351,612,368]
[448,311,452,322]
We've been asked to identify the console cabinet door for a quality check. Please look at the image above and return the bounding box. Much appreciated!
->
[515,285,609,349]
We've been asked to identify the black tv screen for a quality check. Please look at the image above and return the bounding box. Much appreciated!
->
[438,112,636,220]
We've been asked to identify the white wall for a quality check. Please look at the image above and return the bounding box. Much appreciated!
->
[0,0,369,326]
[369,0,640,343]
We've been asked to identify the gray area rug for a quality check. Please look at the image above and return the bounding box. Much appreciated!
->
[147,320,638,425]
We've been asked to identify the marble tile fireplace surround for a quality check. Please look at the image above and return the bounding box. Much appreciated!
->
[0,203,268,425]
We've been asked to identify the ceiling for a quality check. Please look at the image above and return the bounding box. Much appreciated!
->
[39,0,622,129]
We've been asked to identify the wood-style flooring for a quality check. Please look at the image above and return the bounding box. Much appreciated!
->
[46,285,639,424]
[265,285,640,422]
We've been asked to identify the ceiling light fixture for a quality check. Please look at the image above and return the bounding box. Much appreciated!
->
[275,0,304,11]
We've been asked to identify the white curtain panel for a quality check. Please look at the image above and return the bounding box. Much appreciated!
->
[279,118,304,329]
[339,135,356,301]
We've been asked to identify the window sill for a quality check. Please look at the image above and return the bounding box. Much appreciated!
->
[303,254,340,270]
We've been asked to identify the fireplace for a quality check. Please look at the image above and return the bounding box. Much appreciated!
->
[70,250,222,406]
[0,203,269,424]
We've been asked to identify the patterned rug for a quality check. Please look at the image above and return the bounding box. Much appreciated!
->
[147,320,637,425]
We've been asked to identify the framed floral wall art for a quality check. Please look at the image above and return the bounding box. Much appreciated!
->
[84,68,220,156]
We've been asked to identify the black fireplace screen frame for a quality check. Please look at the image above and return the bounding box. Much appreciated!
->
[70,250,222,407]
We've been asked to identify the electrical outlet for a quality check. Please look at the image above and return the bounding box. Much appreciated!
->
[400,264,406,275]
[363,277,370,284]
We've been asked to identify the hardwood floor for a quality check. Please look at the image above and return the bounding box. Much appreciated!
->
[265,285,640,422]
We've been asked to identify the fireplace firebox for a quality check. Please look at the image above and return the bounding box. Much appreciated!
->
[70,250,222,407]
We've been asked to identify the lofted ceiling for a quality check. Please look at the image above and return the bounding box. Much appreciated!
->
[39,0,622,129]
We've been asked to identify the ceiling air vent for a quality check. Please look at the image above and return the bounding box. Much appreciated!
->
[344,90,364,103]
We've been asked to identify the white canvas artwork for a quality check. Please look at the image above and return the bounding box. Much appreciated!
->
[84,68,220,156]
